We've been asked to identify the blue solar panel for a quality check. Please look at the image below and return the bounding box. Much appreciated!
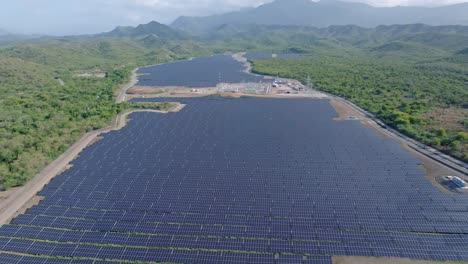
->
[137,55,272,87]
[0,253,23,264]
[2,96,467,263]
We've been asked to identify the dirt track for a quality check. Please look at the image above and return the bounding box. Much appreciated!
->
[0,106,180,225]
[116,68,139,103]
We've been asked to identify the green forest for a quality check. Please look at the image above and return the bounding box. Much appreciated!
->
[0,23,467,190]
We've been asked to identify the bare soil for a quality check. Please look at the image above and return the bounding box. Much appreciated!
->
[403,142,465,193]
[232,52,251,73]
[127,86,167,94]
[116,68,139,103]
[7,195,44,223]
[424,107,467,131]
[170,104,186,112]
[0,187,20,203]
[73,71,106,78]
[87,136,104,147]
[330,98,364,120]
[128,77,326,99]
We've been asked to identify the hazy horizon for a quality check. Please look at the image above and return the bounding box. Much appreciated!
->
[2,0,468,36]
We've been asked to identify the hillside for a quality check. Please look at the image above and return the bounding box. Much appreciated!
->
[171,0,468,32]
[201,23,468,54]
[103,21,187,40]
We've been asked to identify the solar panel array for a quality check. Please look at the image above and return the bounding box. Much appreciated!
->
[2,96,468,264]
[137,55,271,88]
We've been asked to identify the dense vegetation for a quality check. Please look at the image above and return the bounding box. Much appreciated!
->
[0,22,467,190]
[119,101,177,111]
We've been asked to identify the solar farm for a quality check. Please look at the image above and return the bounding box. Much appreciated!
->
[1,53,468,264]
[1,95,468,264]
[137,55,272,87]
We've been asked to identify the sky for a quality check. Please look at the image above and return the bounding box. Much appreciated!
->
[1,0,467,35]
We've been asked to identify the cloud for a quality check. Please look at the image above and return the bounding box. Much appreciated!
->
[349,0,467,6]
[131,0,268,17]
[133,0,267,9]
[0,0,467,35]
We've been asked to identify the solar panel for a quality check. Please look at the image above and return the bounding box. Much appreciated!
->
[2,95,468,263]
[137,55,272,87]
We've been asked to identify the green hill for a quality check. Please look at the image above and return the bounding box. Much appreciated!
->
[370,41,449,59]
[104,21,187,40]
[398,33,468,52]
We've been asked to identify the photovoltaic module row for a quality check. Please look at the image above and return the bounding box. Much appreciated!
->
[0,252,124,264]
[2,96,468,263]
[0,245,332,263]
[136,55,272,87]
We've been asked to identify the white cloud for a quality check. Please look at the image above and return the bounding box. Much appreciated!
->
[349,0,467,6]
[133,0,267,8]
[131,0,269,16]
[131,0,467,10]
[1,0,467,35]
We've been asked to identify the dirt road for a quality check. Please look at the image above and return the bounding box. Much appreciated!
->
[116,68,139,103]
[0,107,179,225]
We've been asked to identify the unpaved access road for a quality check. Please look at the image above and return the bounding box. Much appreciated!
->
[0,106,182,225]
[116,68,139,103]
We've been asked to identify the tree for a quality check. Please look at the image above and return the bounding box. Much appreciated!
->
[435,128,447,138]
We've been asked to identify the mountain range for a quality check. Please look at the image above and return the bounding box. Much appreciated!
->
[0,32,43,45]
[171,0,468,32]
[103,21,187,40]
[88,18,467,56]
